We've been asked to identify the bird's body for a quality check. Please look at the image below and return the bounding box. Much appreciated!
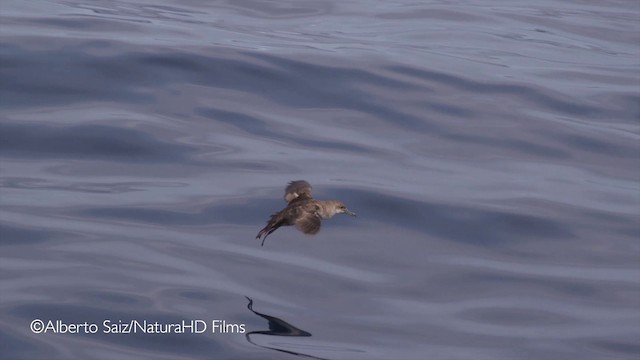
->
[256,180,356,246]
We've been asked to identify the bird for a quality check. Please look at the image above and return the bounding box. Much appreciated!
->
[256,180,356,246]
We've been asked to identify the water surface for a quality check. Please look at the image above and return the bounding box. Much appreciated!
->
[1,1,639,359]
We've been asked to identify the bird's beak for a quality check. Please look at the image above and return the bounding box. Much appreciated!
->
[345,209,356,217]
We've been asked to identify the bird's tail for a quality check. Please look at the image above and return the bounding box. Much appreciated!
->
[256,210,287,246]
[256,220,281,246]
[255,227,269,246]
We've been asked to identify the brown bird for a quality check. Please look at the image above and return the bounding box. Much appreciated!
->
[256,180,356,246]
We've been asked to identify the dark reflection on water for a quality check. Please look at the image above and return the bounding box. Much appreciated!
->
[244,297,323,359]
[244,297,366,360]
[1,0,639,359]
[245,297,311,338]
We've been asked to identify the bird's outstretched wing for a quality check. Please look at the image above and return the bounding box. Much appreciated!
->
[294,210,321,235]
[284,180,312,203]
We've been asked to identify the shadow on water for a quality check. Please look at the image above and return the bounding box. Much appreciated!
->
[244,297,329,360]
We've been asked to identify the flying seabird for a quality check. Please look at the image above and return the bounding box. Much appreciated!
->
[256,180,356,246]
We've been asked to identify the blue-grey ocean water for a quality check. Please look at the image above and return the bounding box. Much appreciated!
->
[1,1,639,359]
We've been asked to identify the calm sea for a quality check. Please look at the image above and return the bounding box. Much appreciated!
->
[1,1,639,359]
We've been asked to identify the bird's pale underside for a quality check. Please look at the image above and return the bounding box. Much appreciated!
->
[256,180,356,246]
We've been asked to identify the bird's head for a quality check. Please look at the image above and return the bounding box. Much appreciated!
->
[334,201,356,217]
